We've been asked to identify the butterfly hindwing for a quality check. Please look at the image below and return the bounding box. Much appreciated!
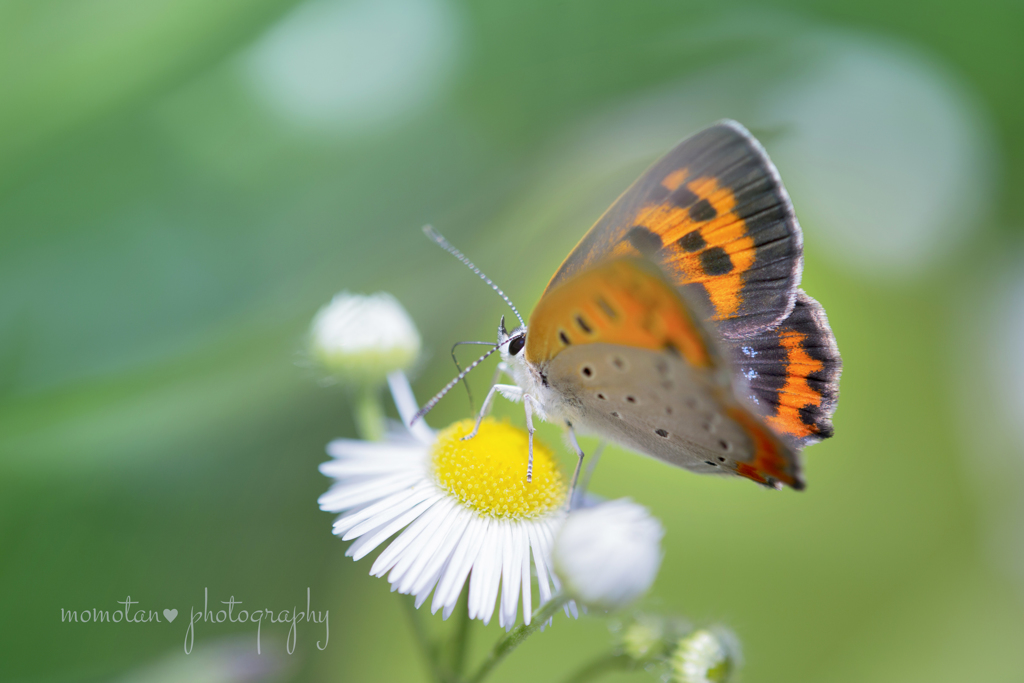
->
[728,290,841,446]
[544,120,803,339]
[545,344,803,490]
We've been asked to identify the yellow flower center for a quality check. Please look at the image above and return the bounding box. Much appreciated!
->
[430,418,566,519]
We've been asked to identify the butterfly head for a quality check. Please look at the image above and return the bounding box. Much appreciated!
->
[497,314,528,365]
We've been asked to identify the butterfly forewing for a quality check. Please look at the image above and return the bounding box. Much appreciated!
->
[544,120,803,339]
[524,258,721,371]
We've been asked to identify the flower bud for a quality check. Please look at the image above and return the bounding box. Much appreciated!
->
[309,291,421,385]
[670,628,741,683]
[621,614,666,660]
[552,498,663,609]
[618,613,691,661]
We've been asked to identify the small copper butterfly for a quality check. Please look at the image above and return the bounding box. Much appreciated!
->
[415,120,841,493]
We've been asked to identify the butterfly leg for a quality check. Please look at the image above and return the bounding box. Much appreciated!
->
[577,440,606,504]
[565,422,586,510]
[462,382,523,441]
[523,393,538,483]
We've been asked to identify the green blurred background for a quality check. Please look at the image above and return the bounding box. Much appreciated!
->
[3,0,1024,681]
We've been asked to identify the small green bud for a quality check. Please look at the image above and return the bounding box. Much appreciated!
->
[621,614,666,660]
[670,628,741,683]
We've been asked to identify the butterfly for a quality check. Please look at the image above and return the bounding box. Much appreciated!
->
[416,120,841,493]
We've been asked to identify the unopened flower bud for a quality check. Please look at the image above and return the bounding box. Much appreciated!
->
[621,614,666,660]
[552,498,663,609]
[670,628,741,683]
[619,613,691,661]
[309,291,421,385]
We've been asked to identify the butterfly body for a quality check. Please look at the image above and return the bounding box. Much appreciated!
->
[435,120,841,492]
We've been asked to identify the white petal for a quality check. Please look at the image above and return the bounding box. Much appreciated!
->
[318,472,421,512]
[345,517,394,557]
[539,521,564,592]
[350,495,443,561]
[388,499,455,586]
[395,501,462,593]
[468,520,497,620]
[333,481,435,536]
[413,555,449,609]
[409,509,472,597]
[527,524,552,606]
[319,457,419,478]
[432,514,486,614]
[376,497,452,577]
[479,522,506,626]
[387,371,435,445]
[370,497,451,577]
[520,525,533,626]
[341,483,437,540]
[500,524,523,629]
[325,439,424,460]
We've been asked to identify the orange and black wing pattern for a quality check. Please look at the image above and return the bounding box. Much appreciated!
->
[544,120,803,340]
[727,291,841,447]
[525,257,719,371]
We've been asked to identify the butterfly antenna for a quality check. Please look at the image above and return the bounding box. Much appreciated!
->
[410,334,523,425]
[423,225,526,327]
[451,340,496,413]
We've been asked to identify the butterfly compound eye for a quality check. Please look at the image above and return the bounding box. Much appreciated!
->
[508,335,526,356]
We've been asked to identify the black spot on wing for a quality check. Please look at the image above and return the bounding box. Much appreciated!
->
[665,122,803,338]
[677,230,706,252]
[595,296,618,320]
[689,199,717,222]
[670,185,699,208]
[626,226,663,256]
[699,247,734,275]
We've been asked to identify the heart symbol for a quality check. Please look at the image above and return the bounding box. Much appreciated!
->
[163,609,178,623]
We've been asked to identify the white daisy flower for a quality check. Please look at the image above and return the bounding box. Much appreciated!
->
[319,371,575,628]
[552,498,664,609]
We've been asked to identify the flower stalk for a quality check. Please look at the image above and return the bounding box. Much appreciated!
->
[466,594,570,683]
[353,384,385,441]
[559,652,633,683]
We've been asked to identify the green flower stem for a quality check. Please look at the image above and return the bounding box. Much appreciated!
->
[466,593,571,683]
[353,383,385,441]
[448,590,472,679]
[402,596,445,683]
[559,652,633,683]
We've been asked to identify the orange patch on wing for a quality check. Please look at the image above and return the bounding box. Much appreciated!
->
[525,259,714,369]
[727,406,801,489]
[765,330,825,441]
[645,176,755,320]
[661,168,689,191]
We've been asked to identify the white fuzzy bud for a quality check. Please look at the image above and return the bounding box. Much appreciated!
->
[309,291,421,385]
[552,498,663,609]
[670,629,741,683]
